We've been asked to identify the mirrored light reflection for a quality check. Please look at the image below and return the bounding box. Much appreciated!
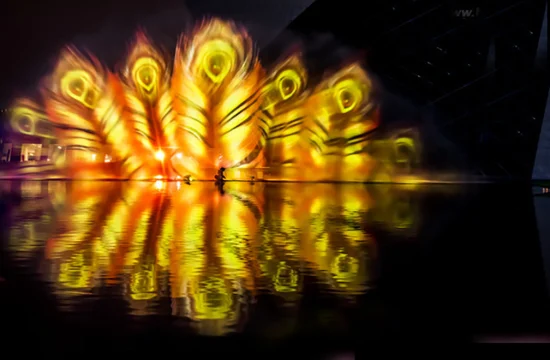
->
[7,181,419,335]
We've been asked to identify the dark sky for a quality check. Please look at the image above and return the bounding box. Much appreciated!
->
[0,0,315,106]
[0,0,183,104]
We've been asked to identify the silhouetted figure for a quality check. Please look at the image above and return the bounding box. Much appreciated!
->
[183,174,192,185]
[249,175,255,185]
[214,167,226,183]
[214,167,226,195]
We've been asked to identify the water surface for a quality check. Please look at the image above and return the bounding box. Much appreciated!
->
[1,181,549,352]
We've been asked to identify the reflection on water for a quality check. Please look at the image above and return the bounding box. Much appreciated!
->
[4,180,424,335]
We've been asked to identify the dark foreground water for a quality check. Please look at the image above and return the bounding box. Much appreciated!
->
[1,181,549,353]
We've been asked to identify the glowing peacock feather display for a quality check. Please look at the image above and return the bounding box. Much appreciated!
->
[8,18,419,181]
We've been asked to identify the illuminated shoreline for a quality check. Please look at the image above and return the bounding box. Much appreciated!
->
[0,174,493,184]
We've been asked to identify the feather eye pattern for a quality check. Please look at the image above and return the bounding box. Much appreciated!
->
[172,19,266,179]
[260,54,309,171]
[10,98,55,140]
[120,33,180,154]
[297,63,379,180]
[42,48,107,156]
[40,48,158,179]
[3,17,419,182]
[117,32,183,178]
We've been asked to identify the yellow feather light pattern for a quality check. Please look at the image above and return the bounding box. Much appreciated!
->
[260,55,309,180]
[10,98,55,140]
[42,48,106,156]
[295,64,380,181]
[172,19,265,179]
[5,18,421,182]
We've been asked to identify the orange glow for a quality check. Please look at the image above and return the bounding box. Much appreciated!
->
[5,18,422,182]
[154,150,165,161]
[154,180,164,191]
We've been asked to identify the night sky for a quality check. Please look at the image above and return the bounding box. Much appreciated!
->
[1,0,174,103]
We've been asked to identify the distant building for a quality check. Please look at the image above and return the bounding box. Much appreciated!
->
[1,106,60,164]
